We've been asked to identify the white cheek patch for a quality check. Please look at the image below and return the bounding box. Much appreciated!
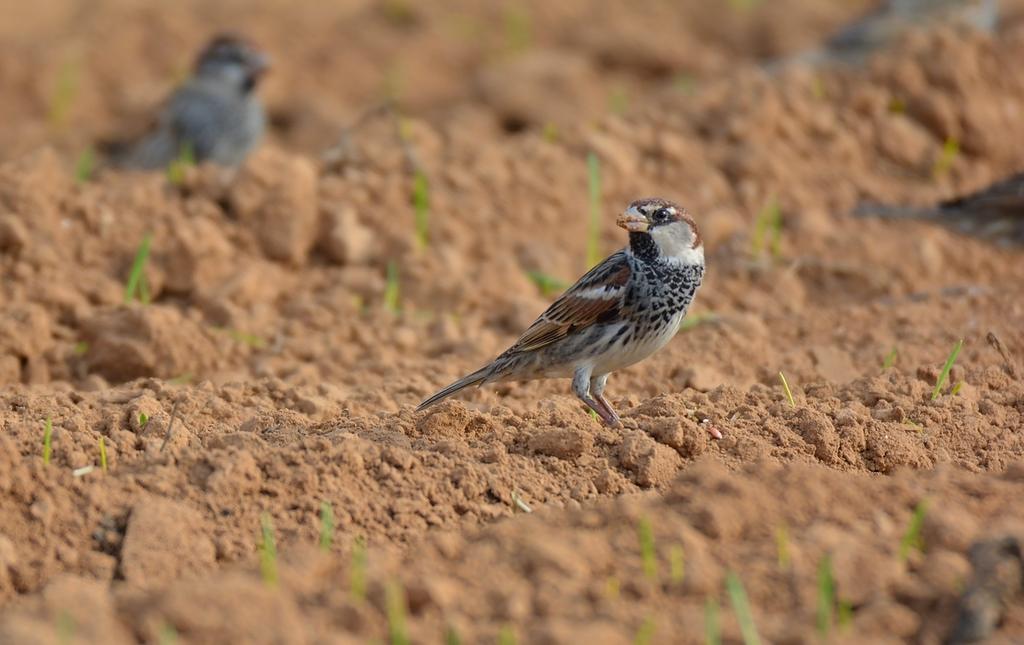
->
[651,221,700,262]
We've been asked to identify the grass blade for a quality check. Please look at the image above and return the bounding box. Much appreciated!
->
[586,152,602,268]
[775,525,791,570]
[931,339,963,400]
[634,616,656,645]
[899,500,928,561]
[882,347,898,370]
[705,597,721,645]
[74,147,96,184]
[751,198,782,260]
[412,170,430,250]
[319,501,335,551]
[637,516,657,582]
[43,418,53,466]
[726,572,761,645]
[98,436,108,473]
[124,234,153,305]
[526,271,568,298]
[350,536,368,601]
[258,513,278,586]
[932,137,960,179]
[384,261,400,314]
[166,142,195,186]
[669,544,685,584]
[778,371,796,407]
[817,555,835,639]
[386,580,410,645]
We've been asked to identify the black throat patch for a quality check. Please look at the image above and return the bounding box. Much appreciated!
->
[629,232,659,262]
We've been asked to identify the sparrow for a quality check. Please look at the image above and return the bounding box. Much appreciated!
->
[106,34,269,169]
[823,0,998,63]
[854,171,1024,246]
[418,198,706,429]
[769,0,998,71]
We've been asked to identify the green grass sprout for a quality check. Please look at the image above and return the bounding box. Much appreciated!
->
[350,536,368,601]
[99,436,108,473]
[637,517,657,582]
[527,271,569,298]
[319,501,335,551]
[838,600,853,630]
[386,580,411,645]
[498,625,517,645]
[817,555,836,639]
[123,233,153,305]
[43,418,53,466]
[258,513,278,586]
[541,122,559,143]
[445,626,463,645]
[882,347,898,370]
[48,59,79,130]
[138,412,149,429]
[669,544,685,584]
[778,371,796,407]
[166,142,195,186]
[72,340,89,356]
[586,152,603,268]
[932,137,961,179]
[678,311,718,333]
[775,525,791,569]
[728,0,762,10]
[726,572,762,645]
[503,6,532,54]
[931,339,964,400]
[169,372,193,385]
[74,147,96,184]
[57,610,76,645]
[705,597,722,645]
[950,381,964,396]
[899,500,928,561]
[412,170,430,250]
[157,622,179,645]
[384,261,401,314]
[751,198,782,260]
[215,327,266,348]
[634,617,656,645]
[609,85,629,115]
[673,74,697,95]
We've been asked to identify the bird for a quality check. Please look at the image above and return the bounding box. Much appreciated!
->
[854,171,1024,246]
[105,34,269,170]
[823,0,998,63]
[418,197,707,429]
[769,0,998,71]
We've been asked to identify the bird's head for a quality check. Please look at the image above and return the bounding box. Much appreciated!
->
[617,198,702,263]
[194,34,270,93]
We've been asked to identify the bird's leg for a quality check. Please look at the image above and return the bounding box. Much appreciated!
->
[589,373,622,427]
[573,368,619,427]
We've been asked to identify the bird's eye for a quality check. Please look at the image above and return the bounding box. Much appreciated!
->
[652,208,671,223]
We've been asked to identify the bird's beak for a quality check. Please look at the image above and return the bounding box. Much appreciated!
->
[616,207,650,233]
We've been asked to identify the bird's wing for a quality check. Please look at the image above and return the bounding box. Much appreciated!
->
[165,82,233,160]
[508,251,631,354]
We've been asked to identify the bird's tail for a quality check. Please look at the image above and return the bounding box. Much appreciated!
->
[416,365,492,411]
[852,203,937,220]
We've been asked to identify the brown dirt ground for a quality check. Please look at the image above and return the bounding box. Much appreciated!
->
[2,1,1024,643]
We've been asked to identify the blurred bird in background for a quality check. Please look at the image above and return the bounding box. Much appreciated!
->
[774,0,999,69]
[855,171,1024,246]
[104,34,269,170]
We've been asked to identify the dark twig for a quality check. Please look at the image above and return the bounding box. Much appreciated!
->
[159,399,182,453]
[986,331,1018,379]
